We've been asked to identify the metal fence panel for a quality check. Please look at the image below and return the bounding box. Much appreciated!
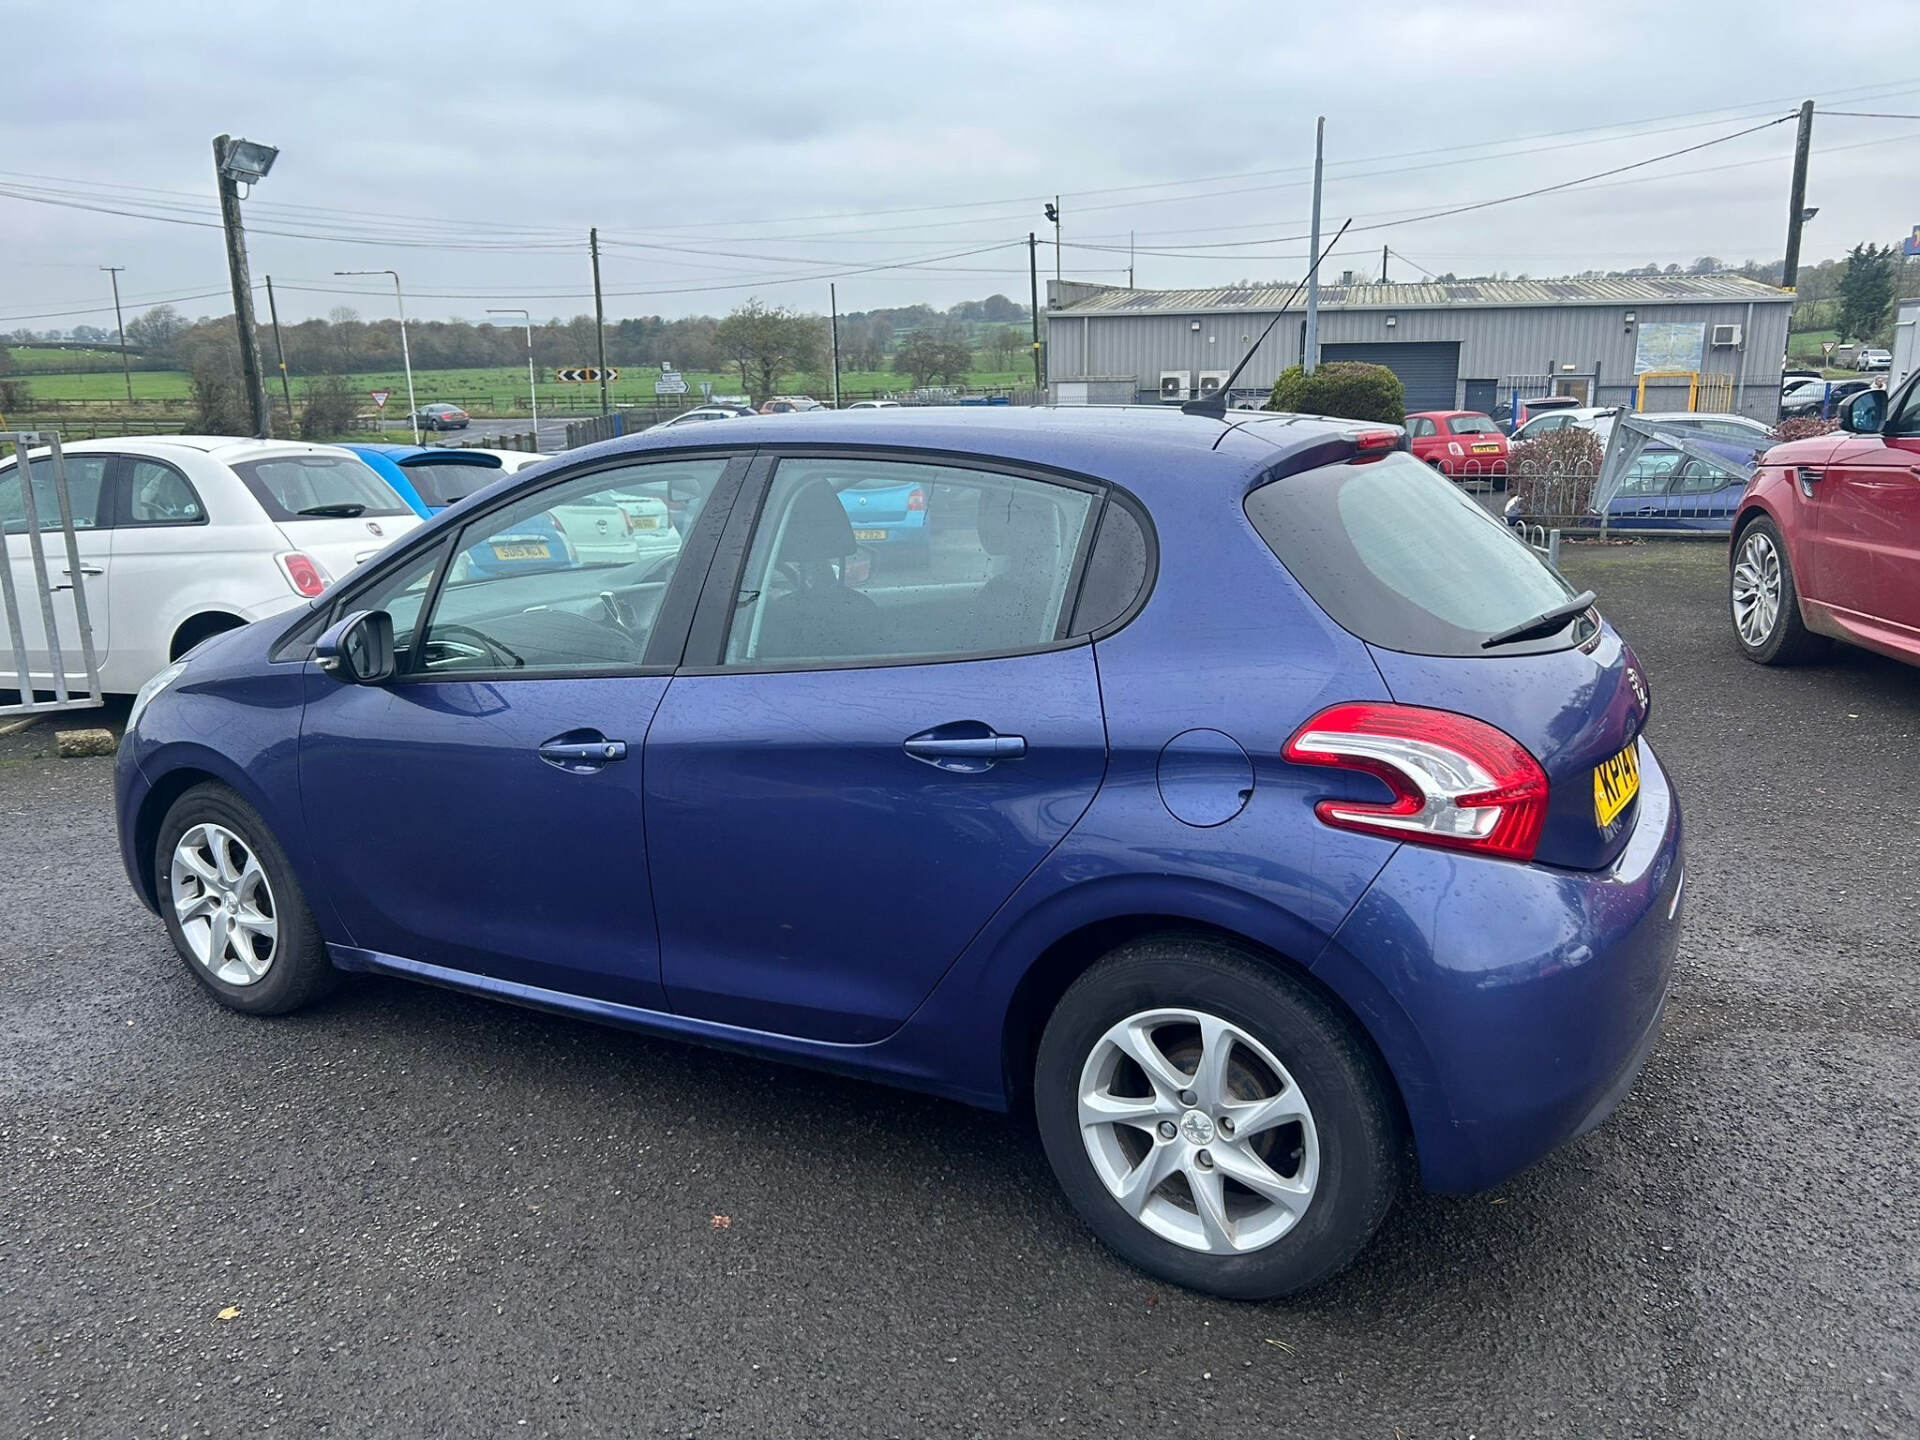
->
[1,431,104,715]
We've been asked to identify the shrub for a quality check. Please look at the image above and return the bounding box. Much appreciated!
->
[1507,426,1604,520]
[1266,362,1405,424]
[0,377,28,416]
[298,373,360,441]
[1771,415,1839,443]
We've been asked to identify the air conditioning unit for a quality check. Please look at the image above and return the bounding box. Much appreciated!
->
[1196,370,1230,397]
[1710,324,1743,347]
[1158,370,1191,401]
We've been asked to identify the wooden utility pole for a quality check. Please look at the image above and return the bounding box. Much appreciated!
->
[264,275,296,434]
[101,266,133,403]
[1782,100,1815,290]
[1303,117,1325,375]
[590,227,610,414]
[212,135,270,438]
[1029,233,1043,387]
[1381,244,1389,283]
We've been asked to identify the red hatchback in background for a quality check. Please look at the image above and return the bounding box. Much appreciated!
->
[1731,378,1920,668]
[1405,410,1510,482]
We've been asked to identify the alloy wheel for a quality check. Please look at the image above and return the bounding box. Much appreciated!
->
[1077,1007,1319,1254]
[1732,528,1782,648]
[169,822,278,986]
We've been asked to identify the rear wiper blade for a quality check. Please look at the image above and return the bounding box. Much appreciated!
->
[1481,590,1597,649]
[297,503,367,517]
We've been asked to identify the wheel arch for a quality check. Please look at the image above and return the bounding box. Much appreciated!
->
[994,905,1416,1156]
[129,748,289,912]
[169,610,249,662]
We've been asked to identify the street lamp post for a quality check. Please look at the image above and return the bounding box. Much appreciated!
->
[212,134,279,438]
[488,308,537,439]
[338,269,418,443]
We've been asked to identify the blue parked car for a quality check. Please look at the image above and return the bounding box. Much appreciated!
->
[343,444,514,518]
[115,407,1681,1299]
[836,472,930,566]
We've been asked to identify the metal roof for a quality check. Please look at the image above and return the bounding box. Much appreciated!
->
[1054,275,1792,315]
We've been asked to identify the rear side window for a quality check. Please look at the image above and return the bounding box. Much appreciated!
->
[1246,452,1584,656]
[230,454,413,521]
[1068,497,1152,635]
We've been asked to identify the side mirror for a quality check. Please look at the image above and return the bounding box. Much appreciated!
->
[1841,389,1886,434]
[315,609,396,684]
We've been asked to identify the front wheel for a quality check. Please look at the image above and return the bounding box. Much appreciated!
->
[1034,938,1402,1300]
[155,782,337,1015]
[1731,517,1826,665]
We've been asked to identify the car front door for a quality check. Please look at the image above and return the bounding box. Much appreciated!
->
[296,452,746,1007]
[0,451,112,692]
[1811,379,1920,635]
[643,454,1113,1044]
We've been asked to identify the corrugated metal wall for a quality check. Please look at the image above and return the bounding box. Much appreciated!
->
[1048,299,1793,420]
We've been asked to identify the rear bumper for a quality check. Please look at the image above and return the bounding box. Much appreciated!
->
[1316,737,1683,1193]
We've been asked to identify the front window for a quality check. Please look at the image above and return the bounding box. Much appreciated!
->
[1246,452,1588,656]
[414,457,728,674]
[0,454,109,534]
[231,454,412,521]
[1448,414,1499,435]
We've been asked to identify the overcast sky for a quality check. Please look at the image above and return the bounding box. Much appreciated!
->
[5,1,1918,329]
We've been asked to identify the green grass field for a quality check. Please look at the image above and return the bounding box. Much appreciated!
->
[10,360,1036,414]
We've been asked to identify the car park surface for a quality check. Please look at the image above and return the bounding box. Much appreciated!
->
[4,537,1913,1436]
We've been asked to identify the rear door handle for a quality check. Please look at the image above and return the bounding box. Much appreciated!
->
[52,564,104,591]
[903,724,1026,773]
[538,732,628,771]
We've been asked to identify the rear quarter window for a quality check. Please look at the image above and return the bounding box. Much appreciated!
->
[1245,451,1590,657]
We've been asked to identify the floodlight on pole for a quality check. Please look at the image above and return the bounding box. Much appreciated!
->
[212,134,275,437]
[488,308,537,436]
[338,269,418,442]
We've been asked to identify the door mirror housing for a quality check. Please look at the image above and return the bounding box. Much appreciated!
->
[315,609,396,684]
[1841,388,1886,434]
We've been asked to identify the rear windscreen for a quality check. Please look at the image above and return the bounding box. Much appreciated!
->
[231,455,413,520]
[400,461,498,508]
[1245,451,1588,656]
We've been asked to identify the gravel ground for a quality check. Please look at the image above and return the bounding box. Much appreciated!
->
[1,540,1915,1438]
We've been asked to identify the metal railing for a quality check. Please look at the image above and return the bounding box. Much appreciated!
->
[1,431,105,715]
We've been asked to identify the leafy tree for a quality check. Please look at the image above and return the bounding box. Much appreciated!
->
[893,329,974,386]
[124,304,186,359]
[1267,362,1404,424]
[1836,242,1896,342]
[715,299,824,400]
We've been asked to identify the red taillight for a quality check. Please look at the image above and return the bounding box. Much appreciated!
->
[1353,429,1399,455]
[1283,702,1549,863]
[275,552,328,598]
[549,512,568,537]
[906,487,927,512]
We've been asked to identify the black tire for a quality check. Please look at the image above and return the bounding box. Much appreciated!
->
[1034,937,1402,1300]
[154,782,337,1016]
[1731,515,1827,665]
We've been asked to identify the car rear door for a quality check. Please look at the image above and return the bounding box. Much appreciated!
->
[297,451,748,1007]
[643,452,1111,1044]
[1810,378,1920,635]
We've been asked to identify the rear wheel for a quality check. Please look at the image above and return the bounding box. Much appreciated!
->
[155,783,336,1015]
[1731,516,1826,665]
[1034,938,1402,1299]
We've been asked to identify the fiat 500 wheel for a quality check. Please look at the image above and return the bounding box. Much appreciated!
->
[1034,937,1403,1300]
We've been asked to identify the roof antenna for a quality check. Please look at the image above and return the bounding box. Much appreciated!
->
[1183,217,1353,419]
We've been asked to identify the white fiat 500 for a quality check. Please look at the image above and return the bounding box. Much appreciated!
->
[0,436,420,696]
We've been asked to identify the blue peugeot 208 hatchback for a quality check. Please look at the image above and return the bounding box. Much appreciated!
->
[115,406,1682,1299]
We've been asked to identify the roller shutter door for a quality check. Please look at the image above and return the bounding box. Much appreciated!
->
[1320,341,1460,413]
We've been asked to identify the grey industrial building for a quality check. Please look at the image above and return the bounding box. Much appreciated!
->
[1044,274,1795,421]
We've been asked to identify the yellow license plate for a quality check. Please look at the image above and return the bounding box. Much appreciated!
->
[630,515,664,529]
[853,528,887,541]
[1472,443,1500,453]
[491,541,550,561]
[1593,742,1641,829]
